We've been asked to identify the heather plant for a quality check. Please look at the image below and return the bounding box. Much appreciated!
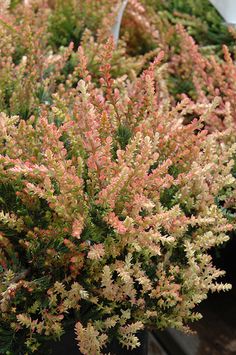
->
[169,25,236,130]
[47,0,159,54]
[211,128,236,219]
[0,0,74,118]
[143,0,234,49]
[0,44,235,354]
[166,25,236,219]
[0,0,158,120]
[118,0,159,55]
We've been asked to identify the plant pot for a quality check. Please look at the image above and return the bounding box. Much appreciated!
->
[47,329,168,355]
[46,327,200,355]
[209,0,236,24]
[154,329,199,355]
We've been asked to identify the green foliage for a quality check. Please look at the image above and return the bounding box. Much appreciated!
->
[48,0,85,49]
[144,0,234,47]
[112,125,133,158]
[47,0,114,50]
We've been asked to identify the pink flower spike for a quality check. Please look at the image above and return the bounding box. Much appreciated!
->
[72,218,84,239]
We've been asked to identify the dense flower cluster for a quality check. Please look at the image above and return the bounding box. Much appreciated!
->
[0,40,235,353]
[1,1,236,354]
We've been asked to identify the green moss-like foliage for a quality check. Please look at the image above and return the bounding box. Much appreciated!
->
[144,0,234,47]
